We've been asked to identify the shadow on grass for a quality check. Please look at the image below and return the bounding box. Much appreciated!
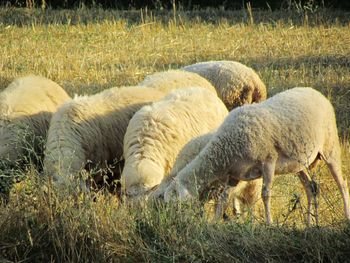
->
[0,8,349,26]
[150,54,350,73]
[247,55,350,70]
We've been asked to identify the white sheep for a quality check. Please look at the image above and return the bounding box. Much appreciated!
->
[164,87,350,225]
[0,75,70,167]
[182,60,267,110]
[121,87,228,197]
[43,85,165,192]
[138,69,217,95]
[151,132,262,219]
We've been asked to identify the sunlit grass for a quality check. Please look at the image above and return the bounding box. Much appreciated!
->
[0,7,350,262]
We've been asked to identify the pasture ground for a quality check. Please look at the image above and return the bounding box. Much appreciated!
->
[0,7,350,262]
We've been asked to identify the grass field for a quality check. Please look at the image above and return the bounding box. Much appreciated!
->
[0,7,350,262]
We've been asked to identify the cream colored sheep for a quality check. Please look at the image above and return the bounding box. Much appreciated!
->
[0,75,70,167]
[43,86,165,192]
[138,69,217,95]
[121,87,228,197]
[151,132,262,219]
[182,60,267,110]
[164,87,350,226]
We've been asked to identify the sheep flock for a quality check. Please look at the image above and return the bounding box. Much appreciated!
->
[1,60,349,226]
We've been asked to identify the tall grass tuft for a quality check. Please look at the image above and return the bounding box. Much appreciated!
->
[1,175,350,262]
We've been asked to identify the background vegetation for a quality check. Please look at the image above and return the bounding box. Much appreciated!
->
[4,0,350,10]
[0,6,350,262]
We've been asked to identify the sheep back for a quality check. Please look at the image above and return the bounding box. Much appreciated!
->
[182,60,267,110]
[43,85,165,187]
[0,75,70,165]
[139,70,217,95]
[122,87,228,197]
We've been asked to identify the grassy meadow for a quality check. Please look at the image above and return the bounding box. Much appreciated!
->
[0,7,350,262]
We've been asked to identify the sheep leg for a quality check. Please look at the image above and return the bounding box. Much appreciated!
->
[227,178,242,217]
[298,170,318,226]
[214,186,239,220]
[261,160,276,225]
[214,187,229,220]
[325,159,350,221]
[232,195,241,217]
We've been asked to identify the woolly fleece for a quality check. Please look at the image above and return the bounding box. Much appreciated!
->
[121,87,228,197]
[0,75,70,166]
[164,87,350,224]
[43,86,165,189]
[139,70,217,95]
[151,132,262,217]
[182,60,267,110]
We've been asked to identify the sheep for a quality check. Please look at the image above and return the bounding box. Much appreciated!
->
[121,87,228,197]
[0,75,70,168]
[182,60,267,110]
[151,132,262,219]
[138,69,217,95]
[164,87,350,226]
[43,85,165,192]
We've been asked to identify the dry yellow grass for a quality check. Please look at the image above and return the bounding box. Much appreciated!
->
[0,7,350,262]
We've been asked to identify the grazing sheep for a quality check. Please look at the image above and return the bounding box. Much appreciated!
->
[182,60,267,110]
[0,75,70,167]
[43,86,165,192]
[138,70,217,95]
[121,87,228,197]
[151,133,262,219]
[164,87,350,225]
